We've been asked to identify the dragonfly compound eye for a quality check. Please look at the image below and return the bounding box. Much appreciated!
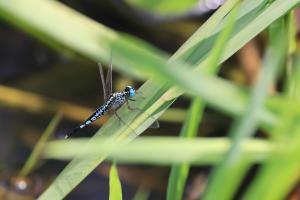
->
[129,88,135,97]
[125,86,135,97]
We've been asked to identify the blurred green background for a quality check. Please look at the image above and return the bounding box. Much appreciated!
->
[0,0,299,200]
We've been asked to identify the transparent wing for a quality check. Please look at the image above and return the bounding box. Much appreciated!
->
[126,100,160,129]
[98,62,108,101]
[106,54,113,96]
[149,120,160,129]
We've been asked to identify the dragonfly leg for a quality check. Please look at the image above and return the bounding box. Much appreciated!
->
[126,100,140,111]
[113,110,123,127]
[113,110,138,136]
[126,100,160,128]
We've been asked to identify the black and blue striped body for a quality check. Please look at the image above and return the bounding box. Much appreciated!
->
[65,87,135,138]
[79,92,128,129]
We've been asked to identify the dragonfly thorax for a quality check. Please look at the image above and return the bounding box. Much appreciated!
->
[107,92,127,110]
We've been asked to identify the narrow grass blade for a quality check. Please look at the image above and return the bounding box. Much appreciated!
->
[127,0,199,15]
[286,55,300,101]
[219,0,297,63]
[109,163,122,200]
[181,0,268,66]
[244,14,300,199]
[167,3,239,199]
[285,11,300,100]
[166,98,203,200]
[43,137,273,165]
[132,187,150,200]
[172,0,241,61]
[203,18,288,200]
[19,112,62,177]
[287,11,297,55]
[244,103,300,200]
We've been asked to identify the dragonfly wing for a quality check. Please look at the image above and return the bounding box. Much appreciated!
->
[106,54,113,96]
[149,120,160,128]
[98,62,108,101]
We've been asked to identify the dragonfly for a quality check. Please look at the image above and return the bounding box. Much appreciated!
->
[65,57,159,138]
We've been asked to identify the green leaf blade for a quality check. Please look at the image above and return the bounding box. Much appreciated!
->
[167,98,203,200]
[109,163,122,200]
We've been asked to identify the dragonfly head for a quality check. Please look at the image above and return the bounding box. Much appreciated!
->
[125,86,135,98]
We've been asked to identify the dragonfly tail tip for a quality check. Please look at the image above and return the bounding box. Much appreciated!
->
[65,127,80,139]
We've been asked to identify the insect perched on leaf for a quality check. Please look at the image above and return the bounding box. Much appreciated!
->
[65,56,159,138]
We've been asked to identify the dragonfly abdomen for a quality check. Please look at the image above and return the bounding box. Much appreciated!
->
[78,93,125,129]
[80,104,109,128]
[65,104,108,138]
[66,92,128,138]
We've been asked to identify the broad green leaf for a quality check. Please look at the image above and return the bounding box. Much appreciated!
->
[109,163,122,200]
